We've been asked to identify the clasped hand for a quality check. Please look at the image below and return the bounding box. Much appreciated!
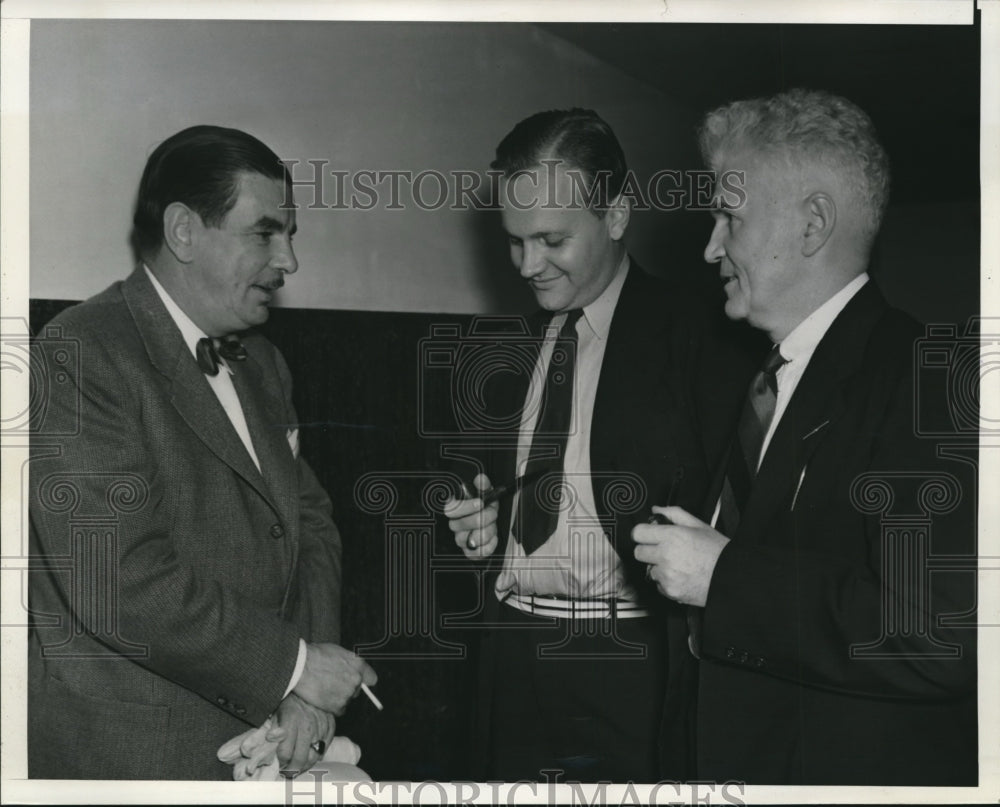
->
[276,643,377,775]
[269,692,336,775]
[632,506,729,607]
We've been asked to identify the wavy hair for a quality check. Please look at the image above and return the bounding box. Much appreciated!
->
[699,89,890,242]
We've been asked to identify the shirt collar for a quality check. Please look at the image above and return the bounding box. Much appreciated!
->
[779,273,869,365]
[144,264,208,361]
[579,252,630,341]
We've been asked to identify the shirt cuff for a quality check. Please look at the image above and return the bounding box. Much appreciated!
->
[283,639,308,698]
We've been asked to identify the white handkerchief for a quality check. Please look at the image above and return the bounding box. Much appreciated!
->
[286,427,300,459]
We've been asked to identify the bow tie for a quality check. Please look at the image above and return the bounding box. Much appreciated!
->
[196,335,247,376]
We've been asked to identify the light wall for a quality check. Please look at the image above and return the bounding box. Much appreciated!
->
[30,20,700,314]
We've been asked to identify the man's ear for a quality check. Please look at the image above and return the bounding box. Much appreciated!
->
[162,202,197,264]
[605,192,631,241]
[802,192,836,257]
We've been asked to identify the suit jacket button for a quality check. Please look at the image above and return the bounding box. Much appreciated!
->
[235,705,247,716]
[754,656,766,668]
[738,650,749,663]
[216,696,227,706]
[270,523,285,539]
[725,647,736,659]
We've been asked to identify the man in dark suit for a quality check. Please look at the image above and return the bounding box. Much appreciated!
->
[28,125,376,780]
[633,89,977,785]
[443,109,723,782]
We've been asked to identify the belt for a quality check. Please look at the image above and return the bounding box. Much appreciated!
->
[503,593,650,620]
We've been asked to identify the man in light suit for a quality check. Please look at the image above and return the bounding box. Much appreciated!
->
[28,125,376,779]
[443,109,744,781]
[633,89,977,784]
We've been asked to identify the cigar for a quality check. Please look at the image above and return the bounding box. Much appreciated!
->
[647,466,685,525]
[458,467,547,507]
[457,468,547,549]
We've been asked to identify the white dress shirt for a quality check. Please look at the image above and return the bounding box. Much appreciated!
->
[496,254,638,601]
[145,265,305,697]
[145,266,261,471]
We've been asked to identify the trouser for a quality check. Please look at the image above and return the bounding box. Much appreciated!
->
[488,601,669,783]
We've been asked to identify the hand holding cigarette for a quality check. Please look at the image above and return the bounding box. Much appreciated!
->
[293,643,378,716]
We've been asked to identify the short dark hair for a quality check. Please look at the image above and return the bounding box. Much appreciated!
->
[698,89,890,243]
[131,125,290,260]
[491,108,628,214]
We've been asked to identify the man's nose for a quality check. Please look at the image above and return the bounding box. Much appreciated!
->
[703,219,727,264]
[518,243,545,278]
[273,237,299,274]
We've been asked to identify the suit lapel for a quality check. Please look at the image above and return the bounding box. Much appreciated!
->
[231,352,297,523]
[591,263,671,544]
[703,445,732,524]
[737,362,844,537]
[735,282,888,542]
[594,263,671,434]
[121,269,281,512]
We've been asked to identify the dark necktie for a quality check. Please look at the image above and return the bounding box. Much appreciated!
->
[718,344,788,535]
[196,335,247,376]
[689,344,788,659]
[512,309,583,555]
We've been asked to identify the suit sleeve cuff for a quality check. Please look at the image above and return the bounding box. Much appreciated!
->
[283,638,308,698]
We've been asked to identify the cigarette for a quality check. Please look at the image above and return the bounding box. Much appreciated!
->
[361,682,383,711]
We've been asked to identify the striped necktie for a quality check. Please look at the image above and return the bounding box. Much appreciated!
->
[718,344,788,535]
